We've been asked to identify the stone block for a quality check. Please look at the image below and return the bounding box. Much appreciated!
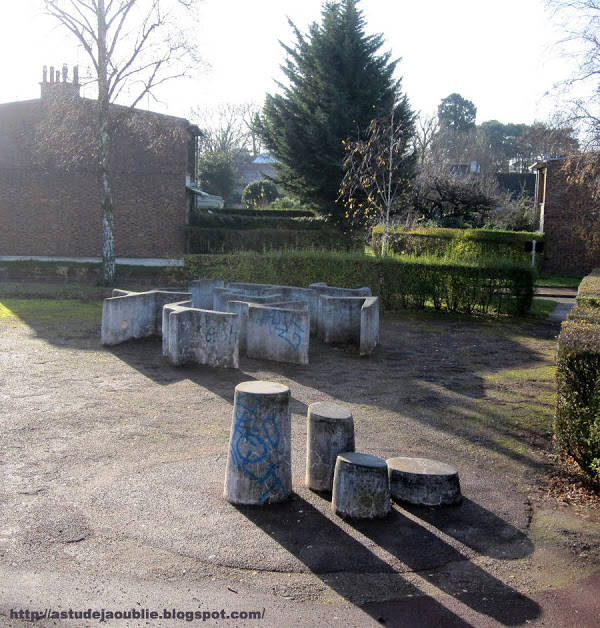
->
[331,452,391,519]
[189,279,224,309]
[306,402,354,492]
[165,305,238,368]
[224,381,292,505]
[246,304,310,365]
[360,296,379,356]
[387,457,462,506]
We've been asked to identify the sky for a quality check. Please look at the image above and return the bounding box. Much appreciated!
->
[0,0,576,126]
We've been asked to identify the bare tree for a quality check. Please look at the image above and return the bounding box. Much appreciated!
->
[546,0,600,147]
[192,102,262,156]
[44,0,200,283]
[338,107,416,257]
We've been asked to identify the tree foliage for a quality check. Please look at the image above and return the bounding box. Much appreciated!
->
[255,0,412,222]
[197,150,236,203]
[338,105,416,255]
[242,180,280,209]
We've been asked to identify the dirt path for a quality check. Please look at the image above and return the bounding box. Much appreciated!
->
[0,300,598,627]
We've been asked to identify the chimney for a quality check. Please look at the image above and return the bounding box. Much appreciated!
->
[40,63,81,99]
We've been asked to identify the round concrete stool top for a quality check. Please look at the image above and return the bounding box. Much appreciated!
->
[387,457,457,476]
[338,452,387,469]
[309,402,352,421]
[235,381,290,395]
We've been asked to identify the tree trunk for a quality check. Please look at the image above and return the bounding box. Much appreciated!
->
[97,0,115,285]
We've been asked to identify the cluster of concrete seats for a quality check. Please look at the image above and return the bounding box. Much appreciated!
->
[100,279,380,368]
[224,383,462,518]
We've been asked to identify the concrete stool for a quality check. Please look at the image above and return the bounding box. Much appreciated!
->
[224,381,292,505]
[331,452,391,519]
[306,402,355,491]
[387,457,462,506]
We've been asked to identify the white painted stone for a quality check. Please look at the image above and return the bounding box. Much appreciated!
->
[224,381,292,505]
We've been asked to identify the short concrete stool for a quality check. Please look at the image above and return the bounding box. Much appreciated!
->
[224,381,292,505]
[306,402,355,492]
[331,452,391,519]
[387,457,462,506]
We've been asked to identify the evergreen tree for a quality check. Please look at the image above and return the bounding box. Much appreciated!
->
[256,0,412,222]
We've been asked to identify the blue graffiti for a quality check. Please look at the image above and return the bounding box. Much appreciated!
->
[258,312,306,352]
[229,397,286,503]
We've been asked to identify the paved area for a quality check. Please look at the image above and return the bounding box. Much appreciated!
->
[1,297,598,628]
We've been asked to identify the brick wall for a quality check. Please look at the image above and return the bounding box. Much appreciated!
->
[542,157,600,276]
[0,97,189,259]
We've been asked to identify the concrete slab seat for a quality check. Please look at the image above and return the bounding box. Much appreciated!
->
[101,289,191,345]
[306,402,355,492]
[318,295,379,356]
[331,452,391,519]
[246,303,310,365]
[387,457,462,506]
[224,381,292,505]
[162,302,239,368]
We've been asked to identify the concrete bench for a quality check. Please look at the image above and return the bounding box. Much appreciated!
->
[224,381,292,505]
[387,457,462,506]
[331,452,391,519]
[306,402,355,492]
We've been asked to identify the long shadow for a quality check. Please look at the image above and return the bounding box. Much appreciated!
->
[235,495,475,627]
[4,297,558,474]
[402,498,534,559]
[235,494,540,627]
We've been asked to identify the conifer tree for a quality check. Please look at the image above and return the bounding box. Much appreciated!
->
[256,0,413,222]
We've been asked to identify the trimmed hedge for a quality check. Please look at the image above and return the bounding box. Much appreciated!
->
[188,212,323,230]
[372,226,544,269]
[185,227,361,254]
[181,250,534,316]
[201,208,315,218]
[556,268,600,478]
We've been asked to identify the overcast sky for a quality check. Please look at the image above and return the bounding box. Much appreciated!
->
[0,0,575,126]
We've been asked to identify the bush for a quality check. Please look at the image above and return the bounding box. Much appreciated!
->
[242,180,279,208]
[206,207,315,218]
[555,268,600,478]
[181,250,534,316]
[372,226,544,269]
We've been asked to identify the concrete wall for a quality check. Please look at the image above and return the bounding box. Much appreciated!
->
[246,304,310,365]
[190,279,224,309]
[165,305,239,368]
[101,289,190,345]
[360,297,379,356]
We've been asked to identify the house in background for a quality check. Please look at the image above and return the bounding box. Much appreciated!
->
[0,65,200,264]
[233,152,278,203]
[532,156,600,276]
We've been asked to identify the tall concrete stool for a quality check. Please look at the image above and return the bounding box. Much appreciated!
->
[306,402,355,492]
[331,452,391,519]
[387,457,462,506]
[224,381,292,505]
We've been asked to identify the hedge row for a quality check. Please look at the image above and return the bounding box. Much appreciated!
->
[208,208,315,218]
[556,268,600,478]
[185,227,361,254]
[372,226,544,269]
[181,250,534,316]
[188,211,324,230]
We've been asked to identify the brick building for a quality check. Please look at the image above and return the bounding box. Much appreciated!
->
[0,66,199,262]
[532,156,600,276]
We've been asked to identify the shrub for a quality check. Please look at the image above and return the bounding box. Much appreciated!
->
[372,226,544,270]
[555,268,600,478]
[181,250,534,316]
[242,180,279,208]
